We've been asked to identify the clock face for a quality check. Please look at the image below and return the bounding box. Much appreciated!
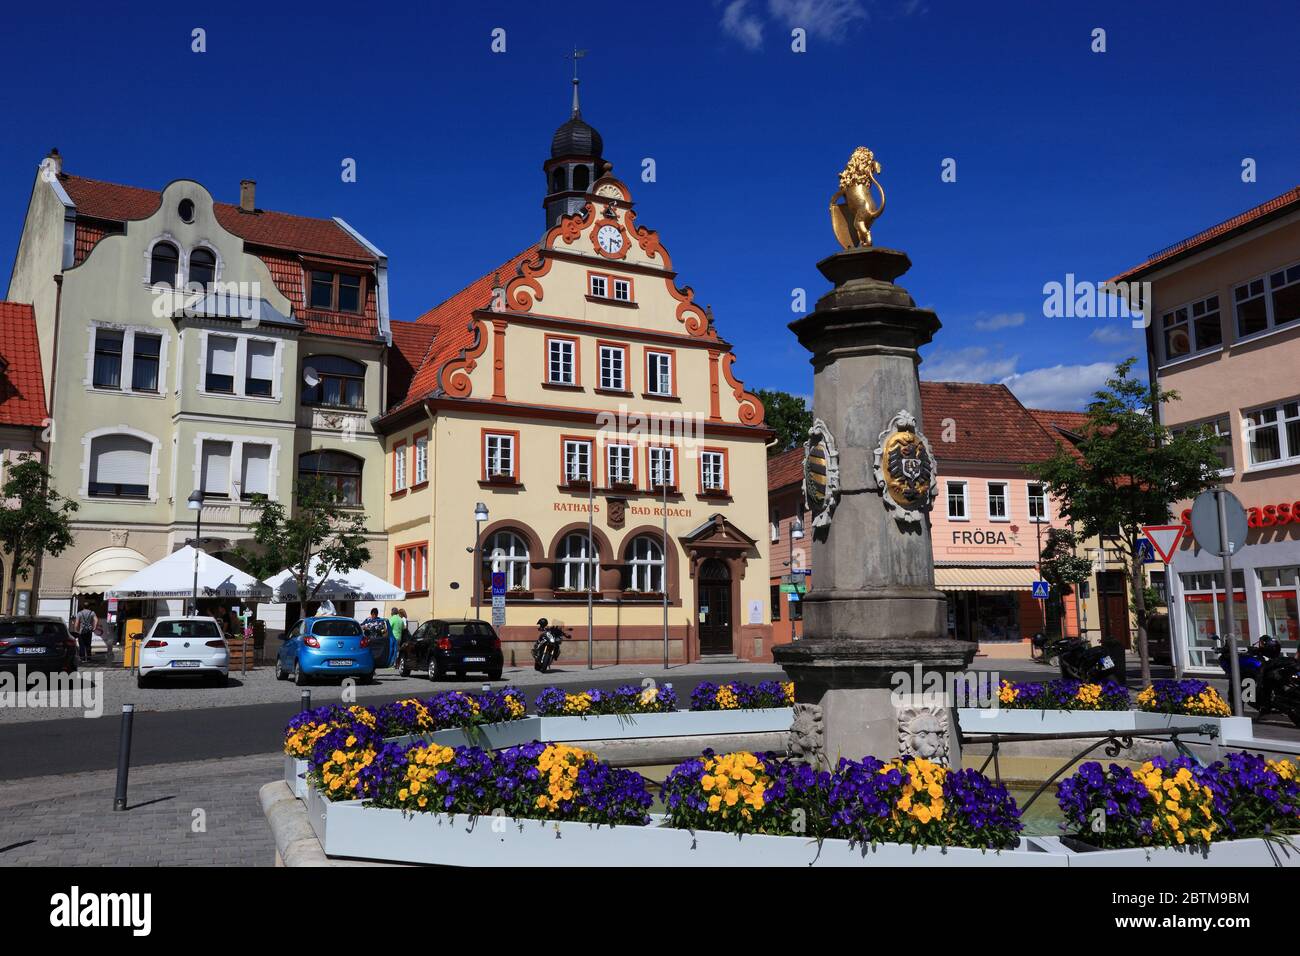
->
[597,224,624,255]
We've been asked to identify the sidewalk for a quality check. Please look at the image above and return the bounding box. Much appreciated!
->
[0,753,279,866]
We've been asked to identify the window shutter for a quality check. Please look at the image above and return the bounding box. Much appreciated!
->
[247,341,276,381]
[91,435,150,486]
[242,444,272,496]
[207,337,236,377]
[202,441,232,495]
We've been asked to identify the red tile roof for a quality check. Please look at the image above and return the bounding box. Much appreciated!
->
[1110,185,1300,284]
[387,320,439,409]
[59,174,374,261]
[393,246,539,411]
[1030,408,1090,438]
[0,303,48,428]
[919,381,1062,465]
[767,446,804,492]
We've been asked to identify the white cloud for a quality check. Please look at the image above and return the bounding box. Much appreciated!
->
[1088,323,1143,346]
[920,346,1017,383]
[768,0,868,39]
[720,0,765,51]
[999,362,1114,410]
[973,311,1026,332]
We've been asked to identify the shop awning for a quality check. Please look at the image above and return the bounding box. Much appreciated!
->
[72,547,150,594]
[264,558,405,602]
[104,546,271,599]
[935,565,1039,591]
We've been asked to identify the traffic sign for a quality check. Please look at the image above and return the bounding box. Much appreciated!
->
[1136,538,1156,564]
[1190,490,1248,556]
[789,568,812,576]
[1141,524,1185,564]
[490,572,506,597]
[779,583,806,594]
[1031,580,1050,600]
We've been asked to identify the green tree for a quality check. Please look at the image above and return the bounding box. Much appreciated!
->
[1037,527,1094,598]
[0,455,78,614]
[755,388,814,456]
[236,478,370,610]
[1030,359,1222,683]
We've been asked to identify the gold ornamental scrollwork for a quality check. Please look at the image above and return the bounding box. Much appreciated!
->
[803,418,840,530]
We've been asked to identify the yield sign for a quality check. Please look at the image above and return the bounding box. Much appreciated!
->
[1141,524,1185,564]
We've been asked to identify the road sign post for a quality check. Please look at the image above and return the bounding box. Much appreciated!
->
[490,571,506,632]
[1190,489,1249,717]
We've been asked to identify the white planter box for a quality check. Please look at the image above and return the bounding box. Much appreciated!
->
[386,709,794,750]
[1034,835,1300,867]
[284,755,308,800]
[958,708,1249,743]
[310,797,1058,867]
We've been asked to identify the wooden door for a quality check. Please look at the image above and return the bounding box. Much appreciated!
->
[698,559,733,656]
[1096,571,1131,648]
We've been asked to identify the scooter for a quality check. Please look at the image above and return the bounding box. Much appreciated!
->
[1044,635,1117,682]
[1215,634,1300,726]
[532,618,567,673]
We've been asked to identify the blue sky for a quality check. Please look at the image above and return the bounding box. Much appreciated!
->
[2,0,1296,410]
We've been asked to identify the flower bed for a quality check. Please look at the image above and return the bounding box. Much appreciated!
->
[997,679,1129,711]
[535,683,678,717]
[1137,680,1231,717]
[690,680,794,711]
[1057,752,1299,852]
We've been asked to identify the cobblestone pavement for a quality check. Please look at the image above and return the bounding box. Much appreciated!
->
[0,657,789,724]
[0,753,280,866]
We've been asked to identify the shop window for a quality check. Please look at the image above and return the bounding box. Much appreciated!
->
[1180,571,1249,670]
[1259,567,1300,653]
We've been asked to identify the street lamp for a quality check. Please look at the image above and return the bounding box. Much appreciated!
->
[187,490,204,615]
[473,501,489,620]
[791,516,805,540]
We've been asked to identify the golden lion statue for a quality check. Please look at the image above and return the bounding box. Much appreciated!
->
[829,146,885,249]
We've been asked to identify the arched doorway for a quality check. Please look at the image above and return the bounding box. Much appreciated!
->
[698,559,733,656]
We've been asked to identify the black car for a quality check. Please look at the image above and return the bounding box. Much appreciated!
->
[398,619,503,681]
[0,616,78,673]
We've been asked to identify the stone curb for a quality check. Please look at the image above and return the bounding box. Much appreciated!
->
[260,780,330,867]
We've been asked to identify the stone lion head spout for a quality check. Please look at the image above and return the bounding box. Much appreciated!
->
[830,146,886,249]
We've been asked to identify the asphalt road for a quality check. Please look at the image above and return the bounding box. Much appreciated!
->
[0,667,780,779]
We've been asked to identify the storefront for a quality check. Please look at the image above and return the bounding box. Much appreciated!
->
[936,565,1045,645]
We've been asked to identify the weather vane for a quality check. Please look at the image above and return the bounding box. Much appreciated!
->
[565,47,588,115]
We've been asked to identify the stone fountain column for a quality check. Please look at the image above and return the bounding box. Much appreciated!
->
[773,147,976,769]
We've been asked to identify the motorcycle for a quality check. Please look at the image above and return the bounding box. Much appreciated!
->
[532,618,567,673]
[1214,634,1300,727]
[1044,635,1117,682]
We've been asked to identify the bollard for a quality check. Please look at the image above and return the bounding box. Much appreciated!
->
[299,688,311,713]
[112,704,134,811]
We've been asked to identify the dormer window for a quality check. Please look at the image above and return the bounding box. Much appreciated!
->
[309,270,364,314]
[150,242,179,287]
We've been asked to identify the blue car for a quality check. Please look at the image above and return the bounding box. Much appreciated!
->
[275,616,376,686]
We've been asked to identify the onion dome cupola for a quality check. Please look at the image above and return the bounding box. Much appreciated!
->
[544,51,604,229]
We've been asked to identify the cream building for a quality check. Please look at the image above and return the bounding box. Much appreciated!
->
[379,103,773,664]
[6,151,390,629]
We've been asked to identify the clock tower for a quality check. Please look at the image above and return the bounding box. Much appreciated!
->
[543,65,604,229]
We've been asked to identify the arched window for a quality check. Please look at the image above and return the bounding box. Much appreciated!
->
[572,164,589,192]
[88,433,153,498]
[551,168,566,193]
[626,535,664,593]
[558,532,598,591]
[188,248,216,290]
[298,450,362,506]
[302,355,365,409]
[484,530,530,590]
[150,242,179,287]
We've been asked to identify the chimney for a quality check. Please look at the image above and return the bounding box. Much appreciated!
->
[239,179,256,212]
[43,147,62,176]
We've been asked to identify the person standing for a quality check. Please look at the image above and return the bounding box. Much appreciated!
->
[388,607,405,655]
[74,603,97,663]
[362,607,391,668]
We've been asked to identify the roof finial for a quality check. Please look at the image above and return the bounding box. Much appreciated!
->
[565,47,588,117]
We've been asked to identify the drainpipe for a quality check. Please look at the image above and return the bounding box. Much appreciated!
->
[28,273,64,613]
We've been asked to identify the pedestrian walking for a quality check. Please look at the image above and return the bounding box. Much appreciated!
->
[74,603,97,663]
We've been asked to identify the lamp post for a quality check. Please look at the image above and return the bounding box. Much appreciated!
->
[187,490,204,615]
[473,501,488,620]
[790,514,805,640]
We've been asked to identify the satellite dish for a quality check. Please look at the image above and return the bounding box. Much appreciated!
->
[303,366,320,388]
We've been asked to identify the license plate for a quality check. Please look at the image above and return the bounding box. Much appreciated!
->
[327,659,353,667]
[463,656,486,663]
[171,660,200,668]
[1100,656,1114,669]
[16,647,46,655]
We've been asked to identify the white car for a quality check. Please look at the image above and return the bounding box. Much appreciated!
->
[138,616,229,688]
